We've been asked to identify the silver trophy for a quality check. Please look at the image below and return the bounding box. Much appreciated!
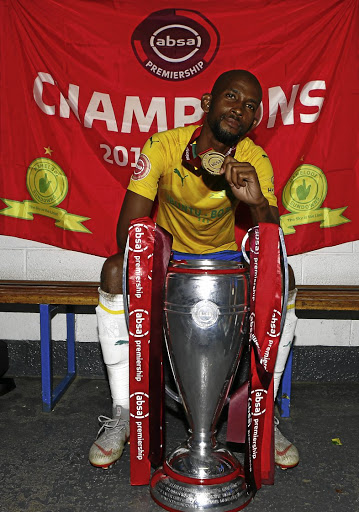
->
[150,259,252,511]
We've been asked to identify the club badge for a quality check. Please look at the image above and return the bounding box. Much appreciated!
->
[0,157,91,233]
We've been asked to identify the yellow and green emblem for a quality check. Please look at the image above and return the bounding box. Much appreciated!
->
[0,158,91,233]
[280,164,350,235]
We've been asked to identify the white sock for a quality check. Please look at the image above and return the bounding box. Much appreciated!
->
[273,288,298,400]
[96,288,129,415]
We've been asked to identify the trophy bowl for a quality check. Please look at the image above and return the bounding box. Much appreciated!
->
[150,259,252,512]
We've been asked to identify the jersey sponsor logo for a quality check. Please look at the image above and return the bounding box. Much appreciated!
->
[166,192,232,224]
[131,153,151,181]
[209,190,226,199]
[131,9,219,81]
[280,164,350,235]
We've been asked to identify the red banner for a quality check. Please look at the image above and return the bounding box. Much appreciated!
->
[1,0,358,256]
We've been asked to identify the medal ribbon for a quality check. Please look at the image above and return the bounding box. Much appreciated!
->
[181,125,236,171]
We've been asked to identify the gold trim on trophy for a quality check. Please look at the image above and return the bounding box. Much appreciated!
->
[200,150,225,175]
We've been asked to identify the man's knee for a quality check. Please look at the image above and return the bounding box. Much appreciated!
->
[281,263,296,292]
[100,253,124,294]
[288,264,295,291]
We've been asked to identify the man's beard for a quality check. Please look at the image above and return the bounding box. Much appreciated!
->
[210,118,243,147]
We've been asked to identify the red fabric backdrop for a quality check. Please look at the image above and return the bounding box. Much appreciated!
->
[1,0,358,257]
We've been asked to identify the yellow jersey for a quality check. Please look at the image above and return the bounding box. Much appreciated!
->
[128,125,277,253]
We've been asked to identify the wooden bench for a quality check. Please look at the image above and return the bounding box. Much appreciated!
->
[1,280,358,412]
[1,281,358,309]
[0,280,104,412]
[296,285,359,312]
[278,284,359,417]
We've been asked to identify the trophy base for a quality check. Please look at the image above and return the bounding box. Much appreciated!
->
[150,441,253,511]
[150,468,252,512]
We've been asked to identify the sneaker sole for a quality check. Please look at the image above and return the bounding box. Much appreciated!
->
[90,461,115,469]
[275,461,299,470]
[89,450,125,469]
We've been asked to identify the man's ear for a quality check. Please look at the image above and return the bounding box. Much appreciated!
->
[247,117,259,134]
[248,104,262,133]
[201,93,212,114]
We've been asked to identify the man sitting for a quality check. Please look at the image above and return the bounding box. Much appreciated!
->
[89,69,299,471]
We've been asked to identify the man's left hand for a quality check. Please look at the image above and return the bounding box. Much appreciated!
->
[220,156,266,207]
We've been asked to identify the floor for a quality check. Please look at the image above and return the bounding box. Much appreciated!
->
[0,377,358,512]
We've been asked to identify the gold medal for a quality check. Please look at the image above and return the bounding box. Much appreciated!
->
[200,150,225,175]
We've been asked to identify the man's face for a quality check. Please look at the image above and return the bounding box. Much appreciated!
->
[205,75,262,146]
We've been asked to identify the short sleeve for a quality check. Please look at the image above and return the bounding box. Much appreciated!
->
[127,134,167,201]
[250,148,278,207]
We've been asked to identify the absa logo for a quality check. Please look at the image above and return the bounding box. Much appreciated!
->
[129,308,149,338]
[131,9,220,81]
[130,391,150,419]
[251,388,268,417]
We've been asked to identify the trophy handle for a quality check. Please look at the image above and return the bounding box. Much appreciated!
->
[279,227,289,331]
[122,236,130,331]
[165,384,182,403]
[164,329,182,404]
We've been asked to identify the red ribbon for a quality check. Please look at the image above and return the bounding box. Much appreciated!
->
[248,223,282,488]
[148,224,173,466]
[128,218,281,491]
[128,217,172,485]
[128,218,155,485]
[226,223,282,494]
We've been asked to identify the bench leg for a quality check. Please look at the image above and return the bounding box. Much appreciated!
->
[277,346,293,418]
[40,304,76,412]
[40,304,54,412]
[66,307,76,375]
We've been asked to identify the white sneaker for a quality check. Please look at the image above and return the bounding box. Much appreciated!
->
[89,415,130,469]
[274,417,299,469]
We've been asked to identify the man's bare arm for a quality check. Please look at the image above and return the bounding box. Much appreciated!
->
[116,190,154,251]
[249,202,280,225]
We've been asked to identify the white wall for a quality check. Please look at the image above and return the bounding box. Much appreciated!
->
[0,235,358,347]
[0,235,104,344]
[289,241,359,347]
